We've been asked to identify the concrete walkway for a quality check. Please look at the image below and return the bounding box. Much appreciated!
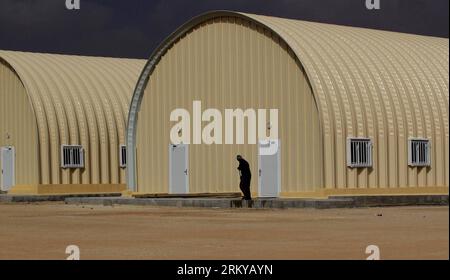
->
[65,195,448,209]
[0,193,121,203]
[1,193,448,209]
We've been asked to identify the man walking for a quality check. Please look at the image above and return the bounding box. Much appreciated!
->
[237,155,252,200]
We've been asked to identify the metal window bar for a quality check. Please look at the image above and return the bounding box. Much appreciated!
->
[61,145,84,168]
[409,139,430,167]
[120,145,127,168]
[347,138,372,168]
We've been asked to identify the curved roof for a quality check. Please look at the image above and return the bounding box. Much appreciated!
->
[126,11,449,189]
[0,50,145,184]
[250,12,449,136]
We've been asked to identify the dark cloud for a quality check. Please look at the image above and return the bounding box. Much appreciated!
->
[0,0,448,58]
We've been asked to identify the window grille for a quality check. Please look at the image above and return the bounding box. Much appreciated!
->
[408,139,431,167]
[347,138,373,168]
[120,145,127,168]
[61,145,84,168]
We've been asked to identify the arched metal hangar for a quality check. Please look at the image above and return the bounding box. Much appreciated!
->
[0,50,145,194]
[126,11,449,198]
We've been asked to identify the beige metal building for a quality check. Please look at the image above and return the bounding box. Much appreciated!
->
[127,11,449,198]
[0,50,145,194]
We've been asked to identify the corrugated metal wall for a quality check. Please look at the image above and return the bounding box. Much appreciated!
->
[130,11,449,196]
[136,17,323,194]
[0,59,39,185]
[0,51,145,186]
[248,13,449,190]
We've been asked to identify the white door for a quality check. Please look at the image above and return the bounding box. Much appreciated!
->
[169,144,189,194]
[258,140,281,198]
[1,146,15,192]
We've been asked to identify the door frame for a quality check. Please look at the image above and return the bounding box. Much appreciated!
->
[168,144,189,194]
[258,140,281,198]
[1,146,15,192]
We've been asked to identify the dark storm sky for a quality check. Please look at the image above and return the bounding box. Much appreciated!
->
[0,0,448,59]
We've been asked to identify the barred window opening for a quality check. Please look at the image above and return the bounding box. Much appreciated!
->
[120,145,127,168]
[347,138,373,168]
[61,145,84,169]
[408,139,431,167]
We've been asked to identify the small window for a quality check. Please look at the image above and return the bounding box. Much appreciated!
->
[347,138,373,168]
[120,145,127,168]
[61,145,84,169]
[408,139,431,167]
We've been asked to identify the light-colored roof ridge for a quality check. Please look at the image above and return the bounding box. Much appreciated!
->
[240,11,449,40]
[0,49,146,61]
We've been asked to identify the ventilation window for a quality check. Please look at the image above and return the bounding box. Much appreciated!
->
[120,145,127,168]
[347,138,373,168]
[61,145,84,168]
[408,139,431,167]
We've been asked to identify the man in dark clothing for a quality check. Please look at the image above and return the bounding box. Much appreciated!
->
[237,155,252,200]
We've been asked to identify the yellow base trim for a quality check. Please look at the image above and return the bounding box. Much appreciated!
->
[121,190,136,197]
[9,184,126,195]
[280,186,449,198]
[7,185,37,195]
[129,187,448,199]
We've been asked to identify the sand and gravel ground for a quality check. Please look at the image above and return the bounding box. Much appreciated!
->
[0,203,447,260]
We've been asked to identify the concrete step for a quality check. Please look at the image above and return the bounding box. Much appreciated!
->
[63,197,356,209]
[3,194,448,209]
[0,193,122,203]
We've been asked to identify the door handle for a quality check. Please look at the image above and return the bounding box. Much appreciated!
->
[259,169,262,177]
[184,169,188,175]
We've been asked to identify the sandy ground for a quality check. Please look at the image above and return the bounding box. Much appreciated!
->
[0,203,448,260]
